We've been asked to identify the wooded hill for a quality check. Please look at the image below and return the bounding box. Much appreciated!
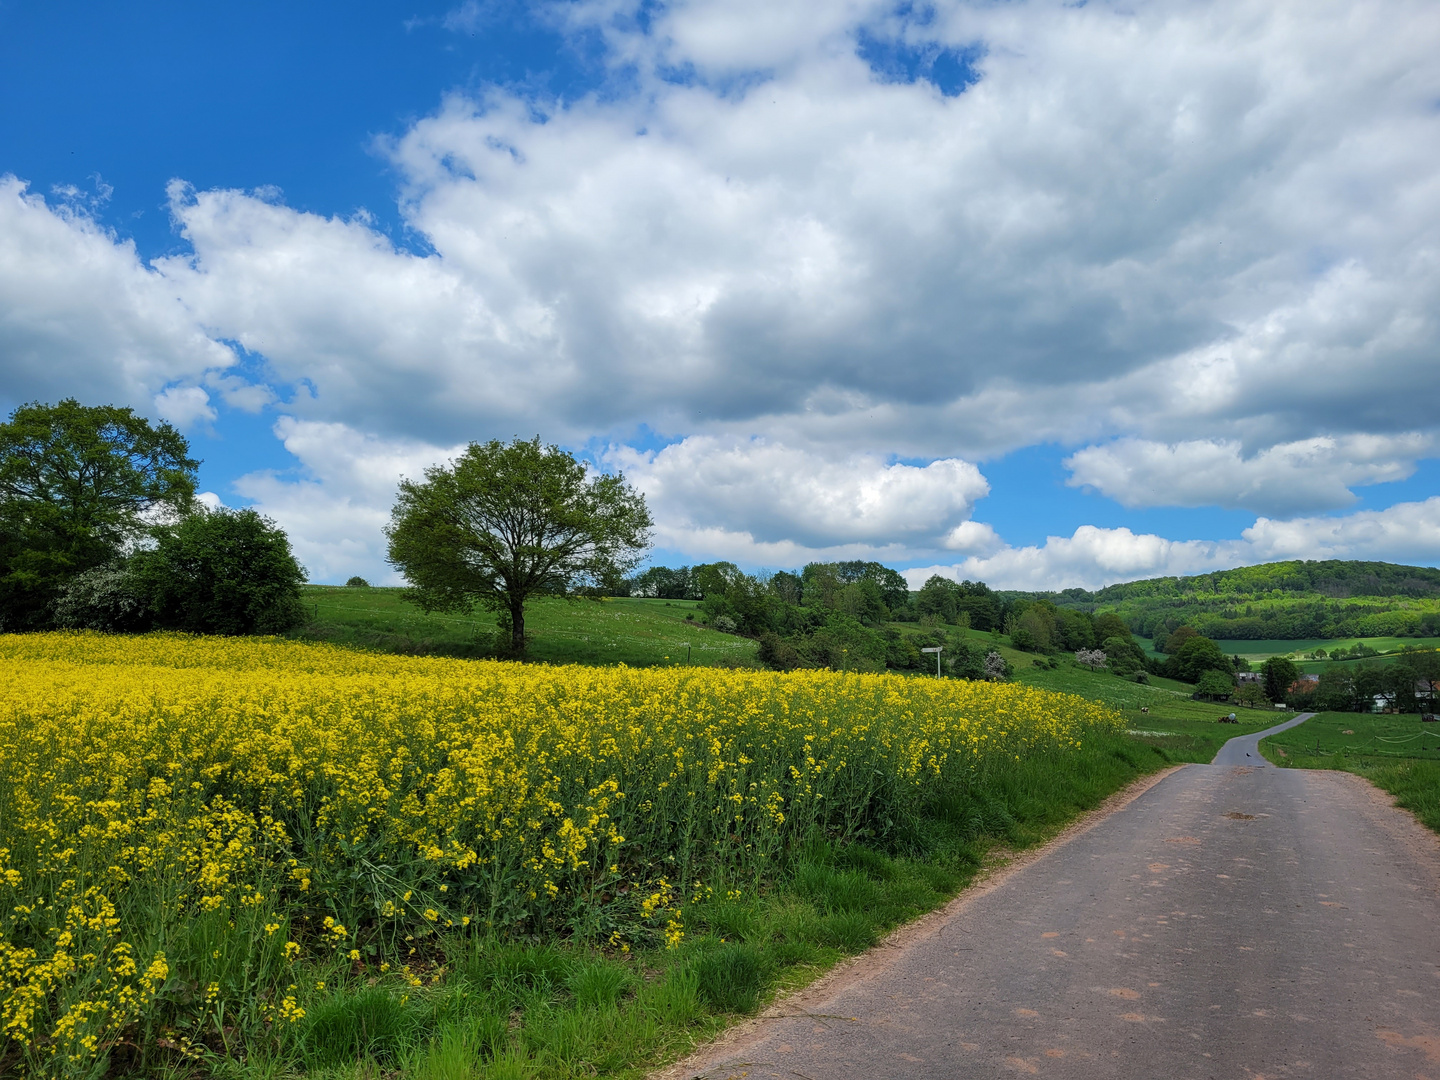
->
[1016,560,1440,643]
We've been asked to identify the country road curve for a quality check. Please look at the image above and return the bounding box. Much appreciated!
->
[664,714,1440,1079]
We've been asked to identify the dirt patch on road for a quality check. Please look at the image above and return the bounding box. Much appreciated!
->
[652,765,1186,1080]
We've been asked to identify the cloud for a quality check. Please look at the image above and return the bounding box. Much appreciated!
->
[1065,433,1435,515]
[909,497,1440,592]
[125,0,1438,466]
[608,436,989,552]
[232,418,461,584]
[908,525,1241,592]
[0,176,236,414]
[153,385,217,431]
[3,0,1440,573]
[1244,497,1440,564]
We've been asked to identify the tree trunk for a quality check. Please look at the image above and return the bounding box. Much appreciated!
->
[510,596,526,654]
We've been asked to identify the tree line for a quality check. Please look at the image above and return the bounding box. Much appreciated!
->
[615,562,1010,677]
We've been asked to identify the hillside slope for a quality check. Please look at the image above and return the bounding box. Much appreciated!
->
[1012,559,1440,642]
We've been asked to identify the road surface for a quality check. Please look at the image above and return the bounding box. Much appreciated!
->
[669,715,1440,1079]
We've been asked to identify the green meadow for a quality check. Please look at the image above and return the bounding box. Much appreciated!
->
[294,585,759,667]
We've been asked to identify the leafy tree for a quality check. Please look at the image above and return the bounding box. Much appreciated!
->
[386,438,652,653]
[135,508,307,635]
[345,576,370,587]
[1236,682,1270,709]
[795,613,887,672]
[1160,626,1199,654]
[1382,663,1420,713]
[52,563,153,632]
[1093,611,1130,642]
[629,564,700,600]
[1195,668,1236,701]
[0,399,196,628]
[946,639,987,680]
[698,564,778,635]
[769,570,803,605]
[757,631,803,671]
[1055,608,1096,651]
[916,575,959,623]
[1313,666,1356,711]
[1008,603,1057,651]
[1101,635,1147,676]
[1353,663,1387,711]
[1260,656,1299,703]
[802,561,908,612]
[1169,635,1232,682]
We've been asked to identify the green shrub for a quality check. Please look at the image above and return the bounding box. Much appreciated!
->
[137,507,307,634]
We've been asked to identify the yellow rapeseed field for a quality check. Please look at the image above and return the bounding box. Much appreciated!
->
[0,632,1122,1072]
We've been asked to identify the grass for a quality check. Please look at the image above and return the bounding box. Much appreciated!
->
[1259,711,1440,835]
[292,586,759,667]
[200,732,1169,1080]
[1211,636,1440,663]
[996,649,1283,764]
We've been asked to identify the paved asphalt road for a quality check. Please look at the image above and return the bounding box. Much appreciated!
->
[671,715,1440,1079]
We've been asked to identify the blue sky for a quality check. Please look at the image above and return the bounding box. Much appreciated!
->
[3,0,1439,588]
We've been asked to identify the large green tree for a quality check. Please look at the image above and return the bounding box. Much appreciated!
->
[1169,635,1232,682]
[0,399,196,628]
[386,438,652,653]
[1260,656,1300,703]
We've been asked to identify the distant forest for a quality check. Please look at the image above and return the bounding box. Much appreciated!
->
[1018,560,1440,642]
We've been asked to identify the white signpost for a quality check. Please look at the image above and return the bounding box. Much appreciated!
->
[920,645,943,677]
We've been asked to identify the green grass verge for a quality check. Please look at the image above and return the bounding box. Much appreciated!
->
[292,587,759,668]
[199,733,1169,1080]
[1258,711,1440,834]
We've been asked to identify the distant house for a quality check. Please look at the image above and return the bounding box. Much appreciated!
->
[1237,672,1264,685]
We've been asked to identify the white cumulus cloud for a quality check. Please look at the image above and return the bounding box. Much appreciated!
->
[1065,433,1436,515]
[0,176,235,413]
[607,437,990,554]
[910,497,1440,592]
[233,418,462,584]
[3,0,1440,578]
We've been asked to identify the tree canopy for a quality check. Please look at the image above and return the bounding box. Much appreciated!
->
[1261,656,1300,703]
[138,508,307,635]
[386,438,652,652]
[0,399,197,628]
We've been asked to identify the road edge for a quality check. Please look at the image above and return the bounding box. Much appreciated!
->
[650,761,1187,1080]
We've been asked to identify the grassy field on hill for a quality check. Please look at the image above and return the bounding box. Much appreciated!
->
[1211,637,1440,669]
[940,625,1282,764]
[295,585,759,667]
[1026,559,1440,643]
